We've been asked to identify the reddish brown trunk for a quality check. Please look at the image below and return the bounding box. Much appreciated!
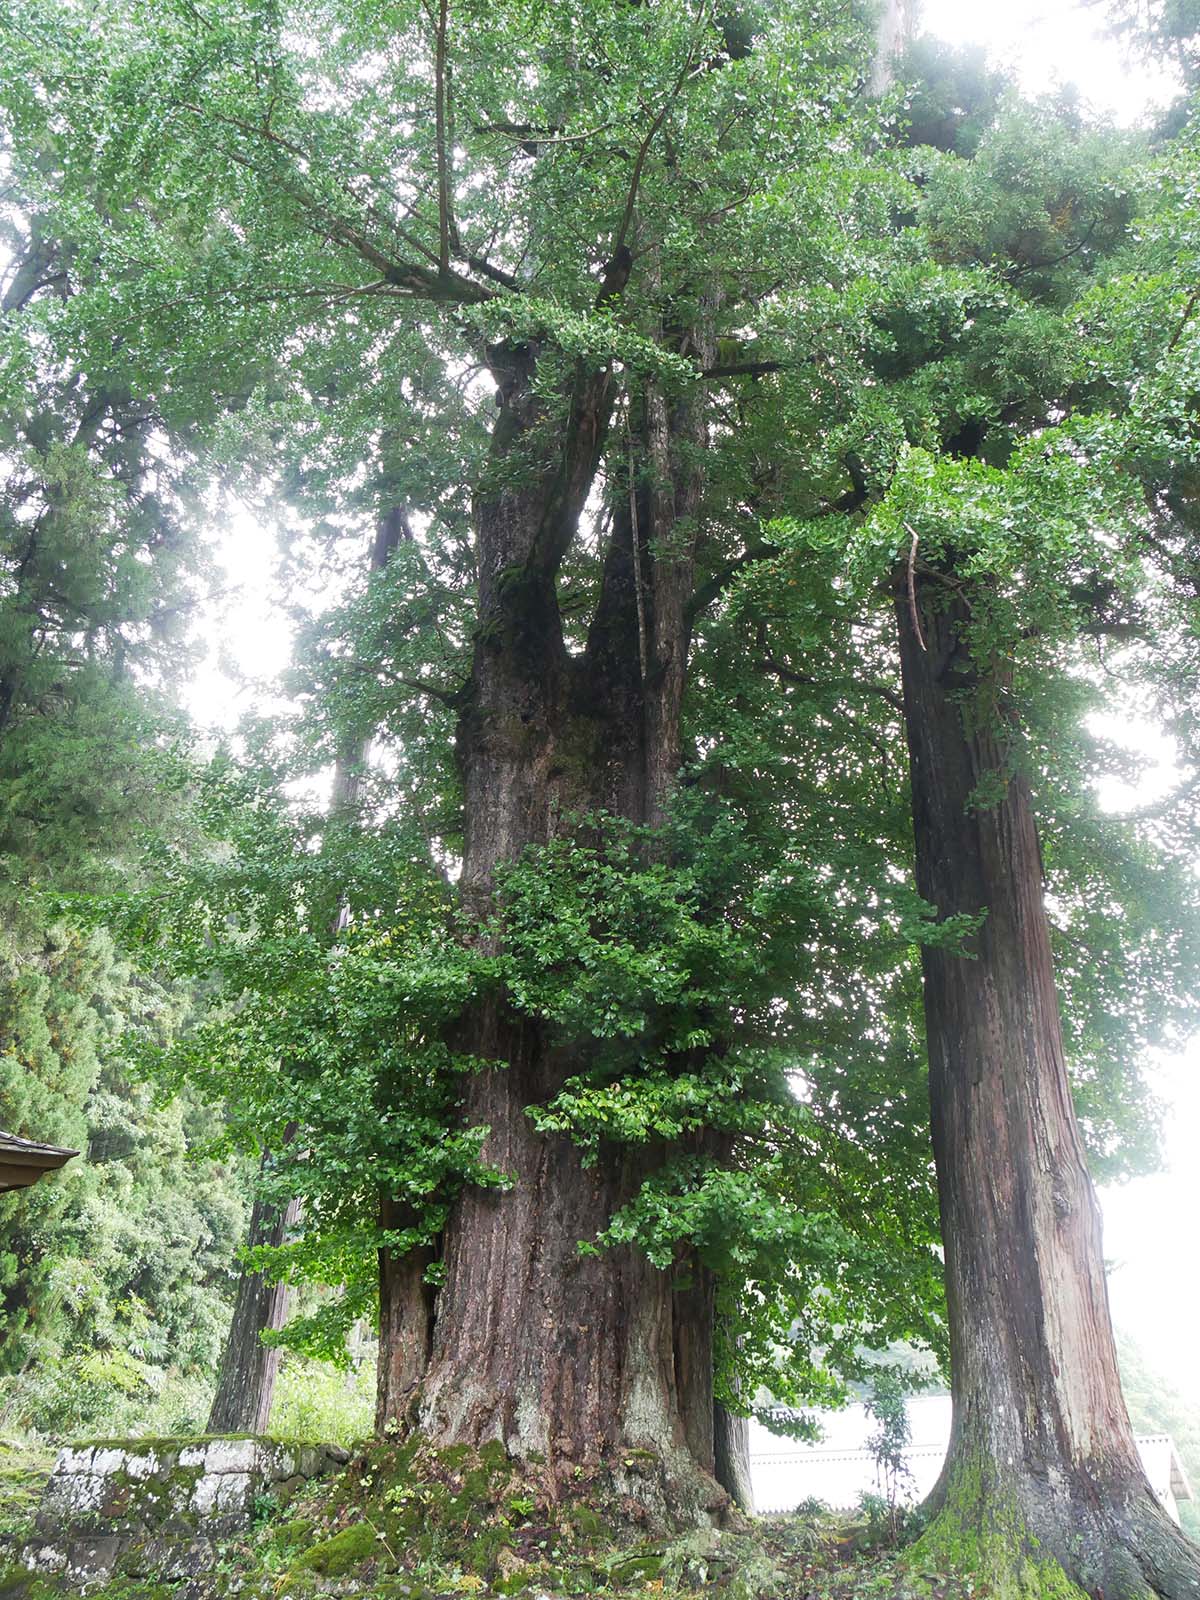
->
[386,343,727,1521]
[896,577,1200,1595]
[206,1176,301,1435]
[375,1199,435,1435]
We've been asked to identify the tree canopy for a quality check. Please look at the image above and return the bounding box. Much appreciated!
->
[0,0,1199,1589]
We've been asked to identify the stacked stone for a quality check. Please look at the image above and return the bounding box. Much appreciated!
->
[22,1436,348,1588]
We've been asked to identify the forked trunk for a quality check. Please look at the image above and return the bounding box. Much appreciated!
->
[378,343,729,1523]
[896,579,1200,1598]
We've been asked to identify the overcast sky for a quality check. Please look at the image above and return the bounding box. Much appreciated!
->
[184,0,1200,1401]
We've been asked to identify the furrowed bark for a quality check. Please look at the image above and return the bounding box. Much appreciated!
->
[206,1174,301,1434]
[400,329,731,1522]
[714,1404,754,1514]
[375,1196,436,1435]
[896,575,1200,1598]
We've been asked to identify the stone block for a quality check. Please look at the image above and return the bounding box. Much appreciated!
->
[22,1432,350,1589]
[122,1450,162,1481]
[36,1471,104,1532]
[273,1474,307,1508]
[204,1438,257,1475]
[124,1536,216,1579]
[295,1445,331,1478]
[21,1541,66,1575]
[65,1533,120,1583]
[191,1470,251,1517]
[260,1443,298,1482]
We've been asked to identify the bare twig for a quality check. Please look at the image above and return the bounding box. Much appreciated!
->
[904,524,926,653]
[433,0,458,274]
[1167,285,1200,353]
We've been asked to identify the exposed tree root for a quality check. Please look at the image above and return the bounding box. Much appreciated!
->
[903,1459,1200,1600]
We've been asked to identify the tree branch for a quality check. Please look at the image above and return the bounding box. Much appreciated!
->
[179,103,495,306]
[398,676,463,709]
[758,655,904,713]
[600,3,713,301]
[1002,215,1099,282]
[433,0,458,275]
[687,541,780,621]
[700,359,784,380]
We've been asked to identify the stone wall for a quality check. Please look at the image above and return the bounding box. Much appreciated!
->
[20,1435,348,1589]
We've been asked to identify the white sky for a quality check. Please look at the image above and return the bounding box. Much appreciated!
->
[183,2,1200,1401]
[919,0,1180,123]
[185,504,294,737]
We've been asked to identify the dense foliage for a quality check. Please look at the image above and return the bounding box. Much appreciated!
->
[0,4,1196,1558]
[0,173,249,1428]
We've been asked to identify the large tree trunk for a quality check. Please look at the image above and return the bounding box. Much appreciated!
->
[207,1173,300,1434]
[896,576,1200,1597]
[381,331,729,1522]
[375,1198,435,1434]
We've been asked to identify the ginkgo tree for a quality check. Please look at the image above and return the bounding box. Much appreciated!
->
[6,0,1200,1590]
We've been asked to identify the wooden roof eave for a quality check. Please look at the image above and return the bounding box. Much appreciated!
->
[0,1130,79,1193]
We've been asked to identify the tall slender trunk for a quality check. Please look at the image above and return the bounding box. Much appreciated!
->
[207,1173,301,1434]
[714,1403,754,1513]
[868,0,914,96]
[896,576,1200,1597]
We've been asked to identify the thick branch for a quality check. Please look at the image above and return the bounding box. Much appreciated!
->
[180,102,494,306]
[699,359,784,380]
[399,675,463,708]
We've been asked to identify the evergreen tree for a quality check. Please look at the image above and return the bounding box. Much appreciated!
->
[3,4,1198,1589]
[0,170,247,1407]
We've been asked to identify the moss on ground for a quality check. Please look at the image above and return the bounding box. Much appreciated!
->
[294,1521,381,1578]
[0,1442,53,1553]
[0,1432,1143,1600]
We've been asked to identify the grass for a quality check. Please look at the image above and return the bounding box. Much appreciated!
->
[0,1438,54,1556]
